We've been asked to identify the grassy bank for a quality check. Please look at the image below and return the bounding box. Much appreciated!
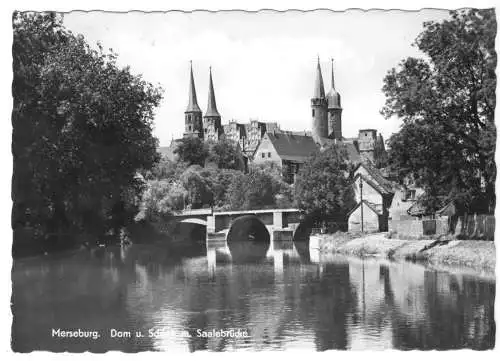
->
[313,232,496,272]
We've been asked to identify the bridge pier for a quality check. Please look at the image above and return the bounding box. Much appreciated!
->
[206,215,216,234]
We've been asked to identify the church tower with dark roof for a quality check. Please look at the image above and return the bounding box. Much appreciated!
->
[311,57,328,142]
[326,59,342,140]
[184,61,203,138]
[203,67,223,142]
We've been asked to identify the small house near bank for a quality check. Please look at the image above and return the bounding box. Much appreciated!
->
[348,163,395,232]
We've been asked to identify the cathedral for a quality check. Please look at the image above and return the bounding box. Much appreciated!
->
[170,59,386,168]
[182,62,279,157]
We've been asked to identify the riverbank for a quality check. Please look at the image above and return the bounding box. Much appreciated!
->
[312,232,496,273]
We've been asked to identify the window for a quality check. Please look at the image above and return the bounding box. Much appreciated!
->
[312,109,315,117]
[403,189,416,201]
[267,152,271,158]
[188,125,192,131]
[261,152,265,158]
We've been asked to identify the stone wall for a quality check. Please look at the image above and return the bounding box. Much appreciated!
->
[389,219,424,237]
[389,218,449,238]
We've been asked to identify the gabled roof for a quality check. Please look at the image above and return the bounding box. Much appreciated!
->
[266,133,318,162]
[261,133,362,164]
[354,162,395,194]
[348,200,384,217]
[352,173,390,196]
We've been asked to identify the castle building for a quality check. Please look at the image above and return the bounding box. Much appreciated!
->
[170,59,387,178]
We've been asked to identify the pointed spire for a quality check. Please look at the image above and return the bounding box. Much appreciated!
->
[205,66,220,117]
[327,57,341,109]
[330,58,335,90]
[314,56,325,99]
[186,60,201,113]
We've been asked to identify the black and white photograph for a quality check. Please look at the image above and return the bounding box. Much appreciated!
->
[7,1,497,353]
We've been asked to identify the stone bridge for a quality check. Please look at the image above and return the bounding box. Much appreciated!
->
[172,208,303,241]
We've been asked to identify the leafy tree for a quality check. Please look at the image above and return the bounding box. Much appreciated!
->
[173,136,208,166]
[243,170,276,209]
[225,172,248,210]
[145,156,187,181]
[202,168,243,209]
[225,169,277,211]
[12,12,163,250]
[135,180,186,222]
[294,145,355,222]
[382,9,496,214]
[180,166,213,209]
[207,137,245,170]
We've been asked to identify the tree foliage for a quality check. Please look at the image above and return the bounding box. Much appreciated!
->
[12,12,163,250]
[382,9,496,214]
[173,136,208,166]
[180,165,214,209]
[206,137,245,170]
[294,145,355,222]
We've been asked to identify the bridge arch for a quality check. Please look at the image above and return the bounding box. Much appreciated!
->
[227,215,270,263]
[179,218,207,226]
[227,215,270,244]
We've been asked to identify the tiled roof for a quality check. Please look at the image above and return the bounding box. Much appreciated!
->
[267,133,318,162]
[355,162,395,193]
[353,173,389,196]
[318,138,362,164]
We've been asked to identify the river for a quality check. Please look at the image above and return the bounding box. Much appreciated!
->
[11,236,495,352]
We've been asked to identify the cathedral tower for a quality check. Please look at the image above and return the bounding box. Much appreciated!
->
[184,61,203,138]
[326,59,343,140]
[203,67,222,142]
[311,57,328,142]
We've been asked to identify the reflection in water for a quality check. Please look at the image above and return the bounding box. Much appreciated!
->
[11,240,495,352]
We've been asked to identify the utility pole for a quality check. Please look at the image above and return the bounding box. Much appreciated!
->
[360,177,364,233]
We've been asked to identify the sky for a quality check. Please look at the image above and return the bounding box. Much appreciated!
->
[63,9,452,146]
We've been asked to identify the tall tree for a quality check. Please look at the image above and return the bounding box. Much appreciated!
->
[382,9,496,214]
[173,136,209,167]
[206,137,245,170]
[294,145,355,223]
[12,12,163,250]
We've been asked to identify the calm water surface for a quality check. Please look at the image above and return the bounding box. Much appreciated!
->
[12,238,495,352]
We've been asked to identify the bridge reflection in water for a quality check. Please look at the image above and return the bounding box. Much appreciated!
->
[11,237,495,352]
[206,236,304,279]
